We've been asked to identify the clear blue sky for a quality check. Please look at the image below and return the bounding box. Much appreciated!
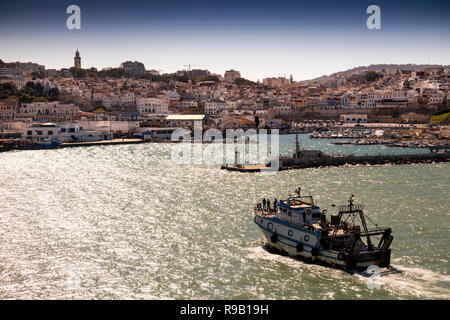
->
[1,0,449,81]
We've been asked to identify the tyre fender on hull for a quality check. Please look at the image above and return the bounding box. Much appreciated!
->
[270,233,278,243]
[296,242,303,253]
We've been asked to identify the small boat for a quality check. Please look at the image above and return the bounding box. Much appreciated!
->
[253,188,393,269]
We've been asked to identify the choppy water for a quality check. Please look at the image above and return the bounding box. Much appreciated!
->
[0,135,448,299]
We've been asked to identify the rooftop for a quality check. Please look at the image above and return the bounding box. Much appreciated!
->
[166,114,205,120]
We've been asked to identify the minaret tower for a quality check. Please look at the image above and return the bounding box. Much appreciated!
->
[74,50,81,68]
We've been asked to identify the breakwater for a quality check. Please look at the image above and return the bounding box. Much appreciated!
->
[281,152,450,170]
[222,152,449,172]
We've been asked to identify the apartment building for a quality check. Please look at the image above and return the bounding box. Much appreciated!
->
[136,96,169,115]
[224,69,241,82]
[355,90,409,108]
[263,77,289,87]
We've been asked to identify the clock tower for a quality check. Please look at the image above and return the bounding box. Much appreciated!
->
[74,50,81,68]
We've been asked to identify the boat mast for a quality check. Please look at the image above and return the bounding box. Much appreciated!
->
[295,123,300,158]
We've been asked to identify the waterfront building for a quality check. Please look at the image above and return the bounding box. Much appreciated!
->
[165,114,205,128]
[205,101,228,115]
[17,102,80,122]
[21,122,112,142]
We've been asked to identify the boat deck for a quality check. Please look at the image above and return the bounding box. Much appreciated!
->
[254,208,276,218]
[254,207,348,236]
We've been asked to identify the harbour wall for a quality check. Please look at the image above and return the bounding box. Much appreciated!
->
[280,152,450,170]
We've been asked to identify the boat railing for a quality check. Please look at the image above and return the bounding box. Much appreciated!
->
[337,204,364,212]
[253,206,275,217]
[255,205,318,230]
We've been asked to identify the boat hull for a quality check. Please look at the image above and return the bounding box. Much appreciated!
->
[254,215,388,269]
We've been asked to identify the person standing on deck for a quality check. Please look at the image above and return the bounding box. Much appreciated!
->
[262,198,266,210]
[267,199,271,212]
[274,199,278,209]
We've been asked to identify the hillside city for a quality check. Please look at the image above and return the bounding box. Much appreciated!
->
[0,51,449,148]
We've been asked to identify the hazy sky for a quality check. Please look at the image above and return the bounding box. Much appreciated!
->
[1,0,449,81]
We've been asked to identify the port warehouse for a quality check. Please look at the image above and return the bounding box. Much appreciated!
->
[0,121,180,142]
[0,114,206,142]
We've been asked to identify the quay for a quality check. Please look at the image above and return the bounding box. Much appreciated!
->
[220,164,268,172]
[60,138,148,149]
[280,151,450,170]
[222,131,450,173]
[0,138,166,152]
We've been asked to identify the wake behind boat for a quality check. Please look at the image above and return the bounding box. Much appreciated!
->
[253,188,393,270]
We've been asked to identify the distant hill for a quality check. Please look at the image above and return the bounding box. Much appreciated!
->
[307,64,449,82]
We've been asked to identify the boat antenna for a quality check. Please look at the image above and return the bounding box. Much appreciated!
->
[348,194,354,211]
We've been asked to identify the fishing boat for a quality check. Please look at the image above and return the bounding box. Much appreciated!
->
[253,188,393,269]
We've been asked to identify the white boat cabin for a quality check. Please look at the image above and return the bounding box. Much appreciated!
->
[276,195,322,226]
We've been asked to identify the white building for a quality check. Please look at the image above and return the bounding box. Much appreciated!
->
[166,114,205,128]
[17,102,80,122]
[119,92,136,106]
[21,123,112,142]
[355,90,409,108]
[427,90,445,104]
[102,93,119,108]
[205,101,228,115]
